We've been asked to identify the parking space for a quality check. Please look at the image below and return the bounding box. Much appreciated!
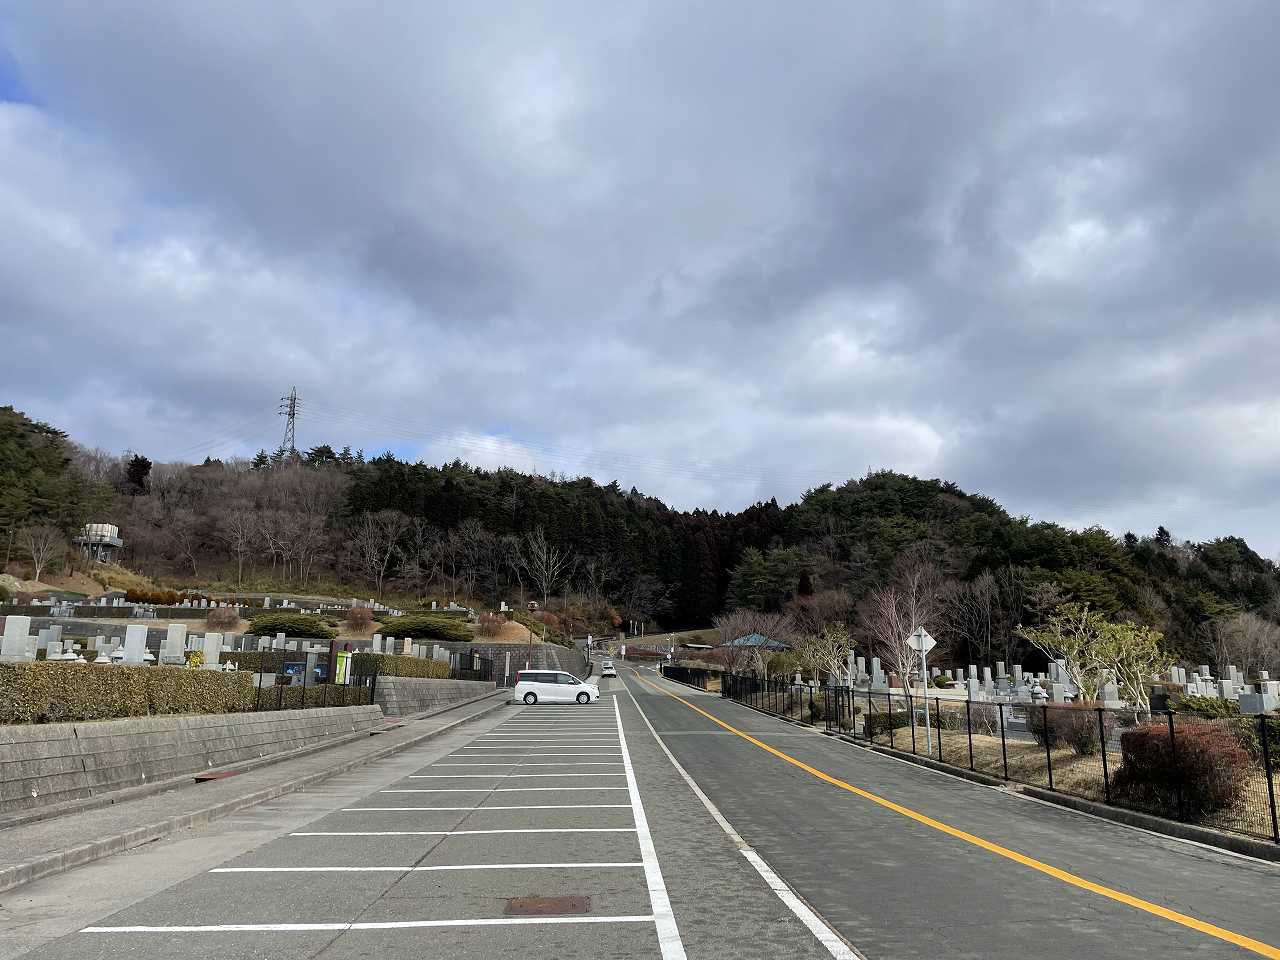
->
[45,695,682,960]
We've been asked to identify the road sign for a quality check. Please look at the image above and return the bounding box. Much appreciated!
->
[908,627,936,654]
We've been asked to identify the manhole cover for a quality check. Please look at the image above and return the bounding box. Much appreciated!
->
[505,895,590,916]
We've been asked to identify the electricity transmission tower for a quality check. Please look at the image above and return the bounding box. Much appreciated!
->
[278,387,299,456]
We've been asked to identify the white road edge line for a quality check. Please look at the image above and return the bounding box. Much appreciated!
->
[210,863,643,873]
[82,915,657,933]
[615,693,688,960]
[625,674,865,960]
[290,828,639,836]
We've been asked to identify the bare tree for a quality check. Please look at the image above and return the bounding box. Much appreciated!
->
[1209,611,1280,677]
[712,608,798,677]
[792,623,855,684]
[167,509,203,578]
[18,525,67,582]
[580,552,616,600]
[351,510,411,597]
[500,534,526,607]
[216,504,257,587]
[524,526,576,609]
[397,519,443,602]
[858,550,944,690]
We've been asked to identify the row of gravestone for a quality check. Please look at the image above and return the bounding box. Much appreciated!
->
[837,652,1279,713]
[0,615,455,671]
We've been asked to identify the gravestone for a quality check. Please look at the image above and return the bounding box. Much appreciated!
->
[1012,664,1024,686]
[122,624,149,664]
[163,624,187,664]
[965,677,981,701]
[202,632,223,670]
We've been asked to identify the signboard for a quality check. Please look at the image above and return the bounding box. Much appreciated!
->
[908,627,936,654]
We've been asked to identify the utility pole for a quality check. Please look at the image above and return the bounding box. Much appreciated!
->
[278,387,299,456]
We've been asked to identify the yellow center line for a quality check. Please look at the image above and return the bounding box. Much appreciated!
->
[632,670,1280,960]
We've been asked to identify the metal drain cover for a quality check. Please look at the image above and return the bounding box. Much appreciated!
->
[505,895,590,916]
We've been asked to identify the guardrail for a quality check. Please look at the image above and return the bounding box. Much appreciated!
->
[720,674,1280,845]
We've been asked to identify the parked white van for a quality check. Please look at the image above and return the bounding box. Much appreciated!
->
[512,670,601,705]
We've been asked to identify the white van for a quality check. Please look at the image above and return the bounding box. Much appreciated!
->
[512,670,601,705]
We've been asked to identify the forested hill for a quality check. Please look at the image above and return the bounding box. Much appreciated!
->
[3,404,1279,661]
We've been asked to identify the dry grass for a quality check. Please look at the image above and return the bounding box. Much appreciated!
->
[891,724,1278,840]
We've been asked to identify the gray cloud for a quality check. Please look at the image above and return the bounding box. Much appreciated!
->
[2,1,1279,553]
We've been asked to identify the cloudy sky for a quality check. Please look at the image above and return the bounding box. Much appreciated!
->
[3,3,1279,552]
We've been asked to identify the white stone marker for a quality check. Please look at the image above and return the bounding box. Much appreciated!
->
[122,624,149,664]
[202,632,224,670]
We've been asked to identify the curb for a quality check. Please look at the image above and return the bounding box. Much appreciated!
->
[0,695,511,894]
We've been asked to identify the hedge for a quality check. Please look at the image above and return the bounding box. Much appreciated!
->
[0,662,255,724]
[221,651,288,674]
[352,652,451,679]
[246,612,337,639]
[1110,721,1250,820]
[864,710,913,738]
[379,614,472,644]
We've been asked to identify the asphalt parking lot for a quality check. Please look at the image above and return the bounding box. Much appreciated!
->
[11,684,843,960]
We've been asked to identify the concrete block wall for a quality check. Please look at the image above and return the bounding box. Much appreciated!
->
[374,677,496,717]
[0,705,382,814]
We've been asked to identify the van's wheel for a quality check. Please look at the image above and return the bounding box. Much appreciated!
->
[523,692,538,705]
[576,692,590,704]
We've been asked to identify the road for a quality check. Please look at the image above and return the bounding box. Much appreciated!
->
[3,667,1278,960]
[622,665,1280,960]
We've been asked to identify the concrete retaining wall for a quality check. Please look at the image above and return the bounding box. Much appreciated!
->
[374,677,496,716]
[0,705,383,815]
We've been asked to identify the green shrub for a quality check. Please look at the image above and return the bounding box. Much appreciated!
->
[931,675,954,688]
[1110,721,1249,821]
[381,614,472,644]
[1026,703,1115,756]
[0,662,254,723]
[864,710,912,738]
[352,652,451,679]
[247,613,337,640]
[1170,695,1239,719]
[221,651,287,674]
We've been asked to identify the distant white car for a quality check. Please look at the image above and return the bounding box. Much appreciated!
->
[600,658,617,678]
[512,670,601,705]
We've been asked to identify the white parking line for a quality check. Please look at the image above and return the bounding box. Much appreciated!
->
[379,787,629,793]
[614,696,687,960]
[83,915,657,933]
[210,862,643,873]
[344,804,633,811]
[409,768,624,773]
[291,828,639,836]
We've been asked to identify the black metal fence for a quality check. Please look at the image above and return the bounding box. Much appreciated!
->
[721,673,823,724]
[721,674,1280,844]
[452,651,495,683]
[660,664,716,690]
[250,659,378,712]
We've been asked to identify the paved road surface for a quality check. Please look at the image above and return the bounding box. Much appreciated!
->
[5,667,1278,960]
[622,665,1280,960]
